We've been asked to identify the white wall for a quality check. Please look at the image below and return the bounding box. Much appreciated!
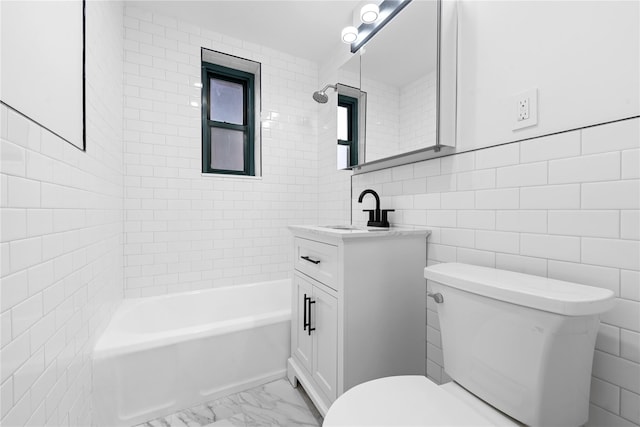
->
[0,2,124,425]
[122,7,319,297]
[352,117,640,426]
[457,0,639,151]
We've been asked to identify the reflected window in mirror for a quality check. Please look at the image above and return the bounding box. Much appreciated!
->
[337,94,359,170]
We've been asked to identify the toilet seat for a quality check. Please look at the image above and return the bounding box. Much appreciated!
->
[323,376,520,426]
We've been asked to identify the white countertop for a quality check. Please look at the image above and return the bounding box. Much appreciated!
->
[288,224,430,239]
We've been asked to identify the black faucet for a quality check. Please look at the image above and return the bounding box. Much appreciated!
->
[358,189,394,228]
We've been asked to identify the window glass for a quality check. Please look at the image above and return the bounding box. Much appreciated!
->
[210,128,245,171]
[337,144,350,170]
[337,105,349,141]
[210,78,244,125]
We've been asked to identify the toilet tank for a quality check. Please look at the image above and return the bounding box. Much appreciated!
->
[424,263,615,427]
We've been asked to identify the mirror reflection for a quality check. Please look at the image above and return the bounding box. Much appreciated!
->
[335,83,367,170]
[338,0,439,165]
[337,95,357,169]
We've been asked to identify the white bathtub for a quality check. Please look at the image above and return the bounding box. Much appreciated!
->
[92,280,291,427]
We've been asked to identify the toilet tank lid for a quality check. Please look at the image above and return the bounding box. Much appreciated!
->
[424,263,615,316]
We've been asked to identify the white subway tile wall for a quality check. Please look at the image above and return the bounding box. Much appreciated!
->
[362,77,401,162]
[0,2,124,426]
[399,71,437,153]
[352,117,640,426]
[122,7,319,297]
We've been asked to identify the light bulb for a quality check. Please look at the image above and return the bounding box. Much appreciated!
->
[341,26,358,44]
[360,4,379,24]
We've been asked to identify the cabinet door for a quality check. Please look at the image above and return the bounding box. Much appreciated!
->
[292,273,313,373]
[311,284,338,401]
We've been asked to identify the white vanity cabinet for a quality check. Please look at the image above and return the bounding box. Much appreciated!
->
[292,272,338,401]
[287,225,430,416]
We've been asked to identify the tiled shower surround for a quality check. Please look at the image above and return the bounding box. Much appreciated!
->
[353,117,640,426]
[122,7,319,297]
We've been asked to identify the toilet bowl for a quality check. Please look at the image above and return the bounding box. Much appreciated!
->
[323,376,519,426]
[323,263,614,426]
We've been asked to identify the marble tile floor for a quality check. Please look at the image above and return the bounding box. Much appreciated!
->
[133,379,323,427]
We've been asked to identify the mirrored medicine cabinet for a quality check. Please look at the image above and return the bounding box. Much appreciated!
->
[335,0,458,173]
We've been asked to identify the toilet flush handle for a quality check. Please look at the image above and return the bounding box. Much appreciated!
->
[427,292,444,303]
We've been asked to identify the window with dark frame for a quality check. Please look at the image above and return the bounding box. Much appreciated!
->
[337,94,358,169]
[201,62,255,175]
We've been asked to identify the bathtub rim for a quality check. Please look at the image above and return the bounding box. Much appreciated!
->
[119,279,289,307]
[93,279,291,360]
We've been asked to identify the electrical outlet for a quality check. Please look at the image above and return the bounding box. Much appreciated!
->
[512,89,538,130]
[517,98,529,121]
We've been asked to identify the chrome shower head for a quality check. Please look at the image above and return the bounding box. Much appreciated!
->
[313,91,329,104]
[312,84,337,104]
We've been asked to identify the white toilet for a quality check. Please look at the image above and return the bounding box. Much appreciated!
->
[324,263,615,426]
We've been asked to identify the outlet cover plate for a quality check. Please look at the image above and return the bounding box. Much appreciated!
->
[512,88,538,130]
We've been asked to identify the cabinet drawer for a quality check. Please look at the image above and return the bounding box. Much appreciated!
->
[294,237,338,290]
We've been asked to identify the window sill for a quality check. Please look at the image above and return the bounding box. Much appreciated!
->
[200,173,263,181]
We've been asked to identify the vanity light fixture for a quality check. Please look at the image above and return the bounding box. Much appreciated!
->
[360,3,379,23]
[350,0,412,53]
[341,26,359,44]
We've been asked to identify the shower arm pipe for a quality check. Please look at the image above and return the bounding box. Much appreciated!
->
[319,84,337,93]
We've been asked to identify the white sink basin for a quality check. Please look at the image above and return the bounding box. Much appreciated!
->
[320,225,365,230]
[319,225,393,231]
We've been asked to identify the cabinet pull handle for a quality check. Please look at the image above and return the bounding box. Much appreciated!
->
[303,293,309,331]
[307,298,316,336]
[300,255,320,265]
